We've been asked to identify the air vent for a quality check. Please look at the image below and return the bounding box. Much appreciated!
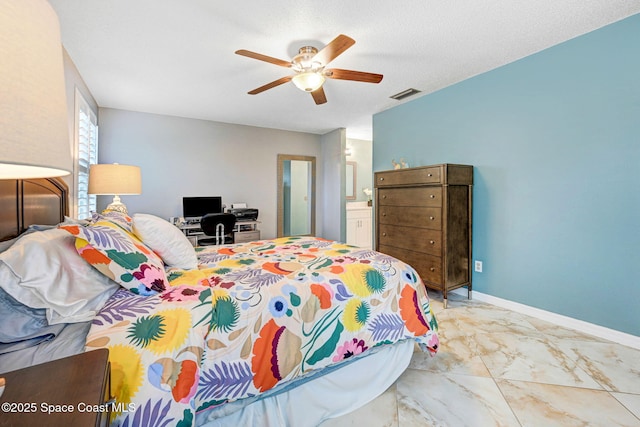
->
[390,88,421,100]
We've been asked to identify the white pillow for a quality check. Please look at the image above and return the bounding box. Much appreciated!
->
[0,229,119,325]
[132,213,198,270]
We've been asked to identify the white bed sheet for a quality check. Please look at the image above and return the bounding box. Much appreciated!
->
[0,321,90,374]
[197,339,415,427]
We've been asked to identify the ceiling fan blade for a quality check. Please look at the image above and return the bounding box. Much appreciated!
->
[313,34,355,66]
[311,87,327,105]
[248,76,293,95]
[325,68,383,84]
[235,49,291,68]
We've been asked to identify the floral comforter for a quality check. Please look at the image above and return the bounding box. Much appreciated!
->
[85,237,439,426]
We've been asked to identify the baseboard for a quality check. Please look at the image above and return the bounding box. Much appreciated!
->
[450,288,640,350]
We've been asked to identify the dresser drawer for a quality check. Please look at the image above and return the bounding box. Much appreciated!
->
[378,244,443,285]
[378,206,442,230]
[234,230,260,243]
[378,187,442,207]
[379,224,441,256]
[375,166,441,187]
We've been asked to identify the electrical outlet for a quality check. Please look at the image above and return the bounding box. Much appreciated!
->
[474,260,483,273]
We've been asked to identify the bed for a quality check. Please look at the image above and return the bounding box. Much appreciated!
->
[0,177,439,427]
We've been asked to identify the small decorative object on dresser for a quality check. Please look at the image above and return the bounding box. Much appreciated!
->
[363,187,373,206]
[375,163,473,308]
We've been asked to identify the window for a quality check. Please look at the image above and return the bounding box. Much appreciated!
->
[74,88,98,219]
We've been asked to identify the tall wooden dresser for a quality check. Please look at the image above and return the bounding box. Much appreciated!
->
[374,164,473,308]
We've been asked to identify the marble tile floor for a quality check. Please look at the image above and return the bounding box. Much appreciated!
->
[321,292,640,427]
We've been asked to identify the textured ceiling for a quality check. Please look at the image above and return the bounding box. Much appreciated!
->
[49,0,640,140]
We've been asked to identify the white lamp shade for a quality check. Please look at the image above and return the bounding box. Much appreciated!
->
[292,72,325,92]
[0,0,72,179]
[88,164,142,195]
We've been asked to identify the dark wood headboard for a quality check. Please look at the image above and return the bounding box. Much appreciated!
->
[0,177,69,242]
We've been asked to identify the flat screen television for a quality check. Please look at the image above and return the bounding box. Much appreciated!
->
[183,196,223,219]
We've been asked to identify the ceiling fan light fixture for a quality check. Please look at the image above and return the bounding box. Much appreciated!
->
[236,35,382,104]
[292,46,321,71]
[292,72,325,92]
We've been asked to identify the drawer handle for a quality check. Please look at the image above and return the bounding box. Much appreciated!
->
[382,232,387,236]
[429,216,435,220]
[427,173,432,177]
[430,194,435,199]
[429,240,435,245]
[382,195,387,199]
[382,213,387,216]
[379,177,384,181]
[429,267,435,272]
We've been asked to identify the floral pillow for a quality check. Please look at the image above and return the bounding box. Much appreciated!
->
[59,218,168,296]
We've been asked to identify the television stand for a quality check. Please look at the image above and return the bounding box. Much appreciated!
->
[233,220,261,243]
[177,219,260,246]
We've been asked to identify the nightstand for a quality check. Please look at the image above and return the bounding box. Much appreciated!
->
[0,349,111,427]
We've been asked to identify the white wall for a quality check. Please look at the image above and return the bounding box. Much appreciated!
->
[97,108,323,239]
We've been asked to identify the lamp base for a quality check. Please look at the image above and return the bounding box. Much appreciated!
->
[102,195,128,215]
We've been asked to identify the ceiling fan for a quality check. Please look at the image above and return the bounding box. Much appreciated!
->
[235,34,383,105]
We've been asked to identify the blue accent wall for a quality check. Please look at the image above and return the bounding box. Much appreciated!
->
[373,15,640,336]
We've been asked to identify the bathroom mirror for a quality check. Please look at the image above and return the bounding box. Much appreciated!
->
[277,154,316,237]
[345,161,356,200]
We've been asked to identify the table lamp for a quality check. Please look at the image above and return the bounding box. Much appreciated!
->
[88,163,142,214]
[0,0,72,179]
